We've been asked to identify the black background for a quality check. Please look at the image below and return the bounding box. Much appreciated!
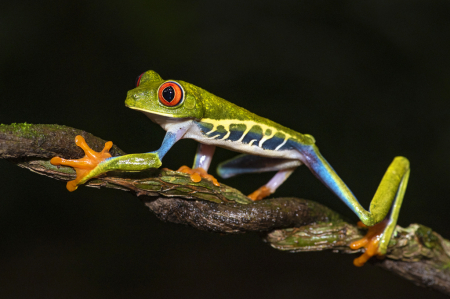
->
[1,1,450,298]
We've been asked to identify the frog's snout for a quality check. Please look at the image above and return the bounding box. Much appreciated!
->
[124,96,135,108]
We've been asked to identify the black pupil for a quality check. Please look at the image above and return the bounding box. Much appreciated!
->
[162,86,175,102]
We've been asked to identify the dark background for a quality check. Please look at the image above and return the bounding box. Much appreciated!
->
[1,1,450,298]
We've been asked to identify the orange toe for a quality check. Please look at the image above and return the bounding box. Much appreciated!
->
[177,166,220,186]
[66,180,79,192]
[350,219,388,267]
[51,135,113,191]
[248,186,272,201]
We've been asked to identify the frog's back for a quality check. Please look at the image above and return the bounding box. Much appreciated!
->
[186,87,315,157]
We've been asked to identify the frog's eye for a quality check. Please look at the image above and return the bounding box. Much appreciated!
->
[157,81,184,107]
[135,72,145,87]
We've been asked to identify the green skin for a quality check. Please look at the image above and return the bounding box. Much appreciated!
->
[79,70,410,255]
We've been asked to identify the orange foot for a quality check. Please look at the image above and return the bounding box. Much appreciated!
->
[350,219,388,267]
[247,186,271,201]
[177,165,220,187]
[50,135,113,192]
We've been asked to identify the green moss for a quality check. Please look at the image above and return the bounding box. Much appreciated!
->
[136,183,162,191]
[160,176,188,184]
[0,123,70,139]
[221,191,252,204]
[194,192,223,203]
[42,161,75,174]
[416,225,439,248]
[175,187,193,193]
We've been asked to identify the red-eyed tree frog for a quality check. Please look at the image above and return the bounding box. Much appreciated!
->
[51,70,410,266]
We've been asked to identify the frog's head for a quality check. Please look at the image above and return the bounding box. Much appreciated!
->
[125,70,204,120]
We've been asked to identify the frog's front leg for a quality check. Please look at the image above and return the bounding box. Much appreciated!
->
[176,143,220,186]
[51,125,190,191]
[50,135,113,191]
[51,136,162,191]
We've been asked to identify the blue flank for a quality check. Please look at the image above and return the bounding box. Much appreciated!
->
[264,137,294,151]
[207,127,228,139]
[196,122,213,134]
[227,129,245,142]
[240,130,262,145]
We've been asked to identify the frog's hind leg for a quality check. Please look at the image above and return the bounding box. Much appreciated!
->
[217,154,301,178]
[177,143,220,186]
[192,143,216,171]
[296,143,410,265]
[350,165,410,266]
[247,167,297,200]
[217,154,302,201]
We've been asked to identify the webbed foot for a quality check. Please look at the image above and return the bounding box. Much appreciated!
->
[177,165,220,186]
[247,186,272,201]
[50,135,113,191]
[350,219,388,267]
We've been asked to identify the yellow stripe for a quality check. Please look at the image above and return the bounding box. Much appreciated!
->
[202,118,294,148]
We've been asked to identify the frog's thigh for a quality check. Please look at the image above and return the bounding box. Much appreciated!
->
[217,154,302,178]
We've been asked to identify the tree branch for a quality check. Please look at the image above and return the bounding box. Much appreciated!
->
[1,123,450,295]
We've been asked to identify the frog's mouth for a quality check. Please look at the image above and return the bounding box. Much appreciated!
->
[126,105,188,119]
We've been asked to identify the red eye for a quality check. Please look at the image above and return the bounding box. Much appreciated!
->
[158,81,184,107]
[135,72,145,87]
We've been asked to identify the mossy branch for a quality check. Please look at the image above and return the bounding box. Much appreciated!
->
[1,123,450,296]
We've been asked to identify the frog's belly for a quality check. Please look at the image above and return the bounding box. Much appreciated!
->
[184,124,304,161]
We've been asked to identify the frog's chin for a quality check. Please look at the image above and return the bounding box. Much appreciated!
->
[147,112,194,132]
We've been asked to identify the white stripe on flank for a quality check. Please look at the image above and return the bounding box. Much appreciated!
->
[221,130,231,140]
[258,128,277,148]
[275,137,288,151]
[237,125,252,142]
[209,134,221,140]
[248,139,257,146]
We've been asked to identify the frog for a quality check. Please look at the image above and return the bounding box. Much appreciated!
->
[51,70,410,266]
